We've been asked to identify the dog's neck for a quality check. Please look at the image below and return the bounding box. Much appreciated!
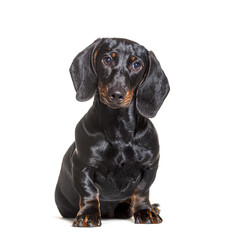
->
[93,92,145,144]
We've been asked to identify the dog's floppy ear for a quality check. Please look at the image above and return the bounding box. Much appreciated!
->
[69,38,103,101]
[136,51,170,118]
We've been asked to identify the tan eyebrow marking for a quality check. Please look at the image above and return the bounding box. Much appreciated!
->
[131,56,135,61]
[112,52,116,57]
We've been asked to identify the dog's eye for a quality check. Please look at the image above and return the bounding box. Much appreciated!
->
[103,57,112,65]
[133,62,142,71]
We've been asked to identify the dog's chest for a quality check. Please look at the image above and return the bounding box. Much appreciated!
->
[95,162,142,201]
[92,142,145,200]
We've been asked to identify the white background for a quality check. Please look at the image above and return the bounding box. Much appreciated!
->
[0,0,239,239]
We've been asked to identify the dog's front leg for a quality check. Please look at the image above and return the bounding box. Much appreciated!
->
[72,155,101,227]
[131,164,163,224]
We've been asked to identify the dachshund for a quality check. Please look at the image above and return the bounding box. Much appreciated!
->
[55,38,170,227]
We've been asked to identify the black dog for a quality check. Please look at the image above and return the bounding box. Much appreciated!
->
[55,38,170,227]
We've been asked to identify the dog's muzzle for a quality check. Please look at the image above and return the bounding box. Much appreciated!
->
[108,86,127,105]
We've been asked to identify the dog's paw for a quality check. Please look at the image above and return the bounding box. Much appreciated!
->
[72,213,101,227]
[134,209,162,224]
[152,203,160,214]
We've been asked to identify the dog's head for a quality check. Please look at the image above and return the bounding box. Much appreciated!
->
[70,38,170,118]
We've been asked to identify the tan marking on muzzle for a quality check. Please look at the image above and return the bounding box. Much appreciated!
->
[98,82,109,100]
[120,89,134,106]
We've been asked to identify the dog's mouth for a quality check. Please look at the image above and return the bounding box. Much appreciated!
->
[99,95,132,109]
[98,87,132,109]
[98,83,134,109]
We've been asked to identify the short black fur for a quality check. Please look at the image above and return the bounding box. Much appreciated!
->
[55,38,170,227]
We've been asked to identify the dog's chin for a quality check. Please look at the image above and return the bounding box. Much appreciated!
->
[104,102,131,109]
[99,98,131,109]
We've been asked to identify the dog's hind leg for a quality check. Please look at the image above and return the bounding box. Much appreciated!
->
[55,185,78,218]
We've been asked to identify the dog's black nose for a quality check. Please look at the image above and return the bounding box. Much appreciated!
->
[108,88,126,104]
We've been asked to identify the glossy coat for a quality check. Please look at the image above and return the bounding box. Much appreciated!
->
[55,38,170,227]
